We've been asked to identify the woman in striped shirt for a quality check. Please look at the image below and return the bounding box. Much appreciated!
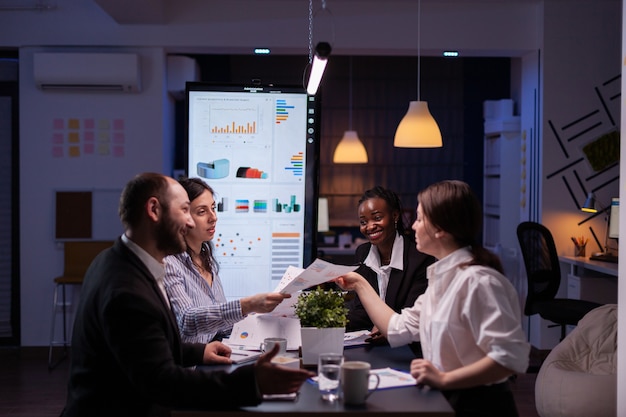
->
[164,177,289,343]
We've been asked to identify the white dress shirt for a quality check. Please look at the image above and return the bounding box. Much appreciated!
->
[387,247,530,377]
[121,233,170,308]
[362,232,404,301]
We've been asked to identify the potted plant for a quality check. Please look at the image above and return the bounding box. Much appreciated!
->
[294,286,349,365]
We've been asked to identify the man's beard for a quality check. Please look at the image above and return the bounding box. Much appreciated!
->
[155,209,187,256]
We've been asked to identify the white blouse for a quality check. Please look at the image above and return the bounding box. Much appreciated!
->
[387,247,530,376]
[362,232,404,302]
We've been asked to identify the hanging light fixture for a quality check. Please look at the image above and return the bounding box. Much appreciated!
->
[333,57,368,163]
[307,42,332,95]
[304,0,332,95]
[393,0,443,148]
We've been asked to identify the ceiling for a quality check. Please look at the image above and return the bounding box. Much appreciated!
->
[92,0,544,25]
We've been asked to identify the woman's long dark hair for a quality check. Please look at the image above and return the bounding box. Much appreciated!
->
[417,180,503,273]
[179,177,219,275]
[358,185,407,236]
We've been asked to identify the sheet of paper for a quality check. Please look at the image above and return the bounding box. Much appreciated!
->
[274,258,358,294]
[311,368,416,390]
[343,330,371,347]
[273,265,304,294]
[371,367,417,389]
[265,291,299,317]
[227,349,263,364]
[227,314,302,350]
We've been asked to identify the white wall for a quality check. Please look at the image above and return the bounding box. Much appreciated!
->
[524,0,622,350]
[19,46,173,345]
[541,0,622,259]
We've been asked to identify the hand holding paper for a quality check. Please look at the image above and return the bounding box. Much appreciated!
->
[274,258,358,294]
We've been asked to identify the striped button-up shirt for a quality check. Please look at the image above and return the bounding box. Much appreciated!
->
[164,246,244,343]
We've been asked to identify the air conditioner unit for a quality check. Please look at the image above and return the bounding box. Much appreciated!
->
[33,52,141,93]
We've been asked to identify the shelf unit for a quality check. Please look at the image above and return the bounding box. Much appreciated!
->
[482,105,522,253]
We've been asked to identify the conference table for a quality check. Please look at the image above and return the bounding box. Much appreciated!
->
[173,344,455,416]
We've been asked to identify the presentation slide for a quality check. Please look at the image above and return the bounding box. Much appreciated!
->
[187,84,319,299]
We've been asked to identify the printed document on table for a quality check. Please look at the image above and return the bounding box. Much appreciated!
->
[343,330,371,347]
[274,258,358,294]
[371,368,417,389]
[226,314,302,350]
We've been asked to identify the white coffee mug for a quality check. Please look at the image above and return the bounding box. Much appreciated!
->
[260,337,287,355]
[340,361,380,405]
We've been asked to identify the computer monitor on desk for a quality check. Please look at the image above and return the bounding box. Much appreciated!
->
[590,197,619,263]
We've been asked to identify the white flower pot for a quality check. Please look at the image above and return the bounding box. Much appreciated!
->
[300,327,345,366]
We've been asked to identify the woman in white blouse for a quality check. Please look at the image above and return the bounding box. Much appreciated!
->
[164,177,289,343]
[335,180,529,417]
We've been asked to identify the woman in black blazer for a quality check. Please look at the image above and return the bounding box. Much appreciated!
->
[346,186,435,344]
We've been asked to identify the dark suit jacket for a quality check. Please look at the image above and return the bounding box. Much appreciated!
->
[346,235,435,332]
[62,238,261,417]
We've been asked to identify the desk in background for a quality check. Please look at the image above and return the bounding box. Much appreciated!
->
[174,345,454,417]
[559,256,618,305]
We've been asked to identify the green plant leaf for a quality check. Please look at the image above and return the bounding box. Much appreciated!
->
[294,287,349,328]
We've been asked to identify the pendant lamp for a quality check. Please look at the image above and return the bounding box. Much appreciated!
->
[394,0,443,148]
[333,58,368,163]
[307,42,332,95]
[304,0,332,95]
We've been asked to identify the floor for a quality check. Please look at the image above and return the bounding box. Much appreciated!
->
[0,347,542,417]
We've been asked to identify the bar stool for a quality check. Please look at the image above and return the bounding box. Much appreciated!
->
[48,240,114,369]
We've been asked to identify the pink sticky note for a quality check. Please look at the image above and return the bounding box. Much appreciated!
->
[84,119,95,130]
[52,133,63,144]
[52,146,64,157]
[53,119,64,130]
[113,132,125,143]
[84,143,95,154]
[113,119,125,130]
[84,131,95,142]
[113,145,125,157]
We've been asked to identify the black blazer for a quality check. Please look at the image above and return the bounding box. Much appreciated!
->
[346,235,435,332]
[62,238,261,417]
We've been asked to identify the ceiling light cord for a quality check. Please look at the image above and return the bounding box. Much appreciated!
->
[417,0,421,101]
[308,0,313,64]
[392,0,443,148]
[349,57,353,130]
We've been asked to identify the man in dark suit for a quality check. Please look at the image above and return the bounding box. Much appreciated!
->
[62,172,312,417]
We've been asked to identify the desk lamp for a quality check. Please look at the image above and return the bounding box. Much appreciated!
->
[580,192,613,259]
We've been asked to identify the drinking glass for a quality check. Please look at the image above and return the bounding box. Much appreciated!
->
[317,353,343,401]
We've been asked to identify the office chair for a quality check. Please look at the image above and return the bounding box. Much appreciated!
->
[516,221,602,341]
[48,240,114,369]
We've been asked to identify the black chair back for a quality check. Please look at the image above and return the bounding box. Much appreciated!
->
[516,221,561,316]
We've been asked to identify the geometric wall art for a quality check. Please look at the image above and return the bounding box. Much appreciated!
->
[544,74,620,242]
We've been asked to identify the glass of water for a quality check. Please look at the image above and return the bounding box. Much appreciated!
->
[317,353,343,401]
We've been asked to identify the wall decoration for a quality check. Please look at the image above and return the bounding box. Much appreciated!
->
[582,130,620,172]
[51,117,126,158]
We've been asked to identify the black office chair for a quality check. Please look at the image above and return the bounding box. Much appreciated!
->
[516,221,602,341]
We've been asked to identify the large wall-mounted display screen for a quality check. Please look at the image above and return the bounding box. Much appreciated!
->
[186,83,320,300]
